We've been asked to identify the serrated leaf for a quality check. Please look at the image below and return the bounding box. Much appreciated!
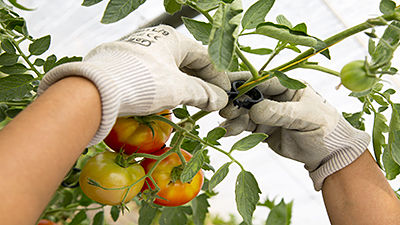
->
[276,14,292,28]
[235,171,261,225]
[110,206,120,222]
[101,0,146,24]
[182,17,212,45]
[1,39,15,54]
[242,0,275,30]
[43,54,57,73]
[272,71,306,90]
[0,53,19,66]
[209,162,231,191]
[82,0,104,7]
[159,207,188,225]
[69,211,87,225]
[0,63,27,74]
[240,45,273,55]
[181,150,205,183]
[92,211,104,225]
[255,22,324,49]
[231,133,267,151]
[380,0,396,15]
[192,194,210,225]
[0,74,34,101]
[196,0,219,11]
[139,202,158,225]
[383,145,400,179]
[389,104,400,166]
[370,21,400,70]
[265,200,293,225]
[206,127,226,145]
[173,108,190,119]
[164,0,182,14]
[29,35,51,55]
[208,0,242,70]
[373,113,389,167]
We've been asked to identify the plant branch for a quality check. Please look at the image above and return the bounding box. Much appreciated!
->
[299,63,340,77]
[235,46,260,79]
[11,39,43,78]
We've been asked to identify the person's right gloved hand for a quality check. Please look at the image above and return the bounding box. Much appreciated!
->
[220,72,370,190]
[38,25,230,146]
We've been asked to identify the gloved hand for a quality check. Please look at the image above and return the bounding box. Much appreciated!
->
[220,72,370,190]
[38,25,230,146]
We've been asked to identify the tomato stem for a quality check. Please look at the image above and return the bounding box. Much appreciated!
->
[298,63,340,77]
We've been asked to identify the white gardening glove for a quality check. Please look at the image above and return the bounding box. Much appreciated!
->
[38,25,230,146]
[220,72,370,190]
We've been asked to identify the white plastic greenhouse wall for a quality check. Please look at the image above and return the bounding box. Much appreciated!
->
[16,0,400,224]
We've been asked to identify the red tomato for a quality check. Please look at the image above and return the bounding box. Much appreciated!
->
[141,148,204,207]
[104,110,173,154]
[37,219,56,225]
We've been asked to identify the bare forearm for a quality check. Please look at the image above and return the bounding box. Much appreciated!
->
[322,151,400,225]
[0,77,101,225]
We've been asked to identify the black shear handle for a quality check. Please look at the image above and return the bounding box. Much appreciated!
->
[227,80,264,109]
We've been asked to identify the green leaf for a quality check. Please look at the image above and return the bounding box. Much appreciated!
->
[29,35,51,55]
[208,0,242,70]
[196,0,219,11]
[368,38,376,55]
[34,58,45,66]
[383,144,400,179]
[0,63,27,74]
[55,56,83,67]
[6,107,22,118]
[389,104,400,166]
[231,133,267,152]
[380,0,396,15]
[379,106,389,112]
[292,23,307,33]
[255,22,324,49]
[43,54,57,73]
[173,107,190,119]
[240,45,273,55]
[276,14,292,28]
[138,202,158,225]
[206,127,226,145]
[92,211,105,225]
[192,194,210,225]
[272,71,306,90]
[182,17,212,45]
[0,53,19,66]
[372,94,389,106]
[164,0,182,14]
[0,103,8,122]
[241,0,275,30]
[110,206,120,222]
[235,171,261,225]
[7,0,34,11]
[373,113,389,167]
[101,0,146,24]
[209,162,231,191]
[69,211,87,225]
[159,207,188,225]
[0,74,34,101]
[265,200,293,225]
[370,21,400,70]
[82,0,104,6]
[181,150,205,183]
[342,112,365,130]
[1,39,15,54]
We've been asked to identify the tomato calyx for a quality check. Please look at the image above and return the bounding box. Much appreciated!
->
[114,152,139,168]
[170,165,184,184]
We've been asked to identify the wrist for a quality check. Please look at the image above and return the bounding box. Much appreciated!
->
[309,116,370,190]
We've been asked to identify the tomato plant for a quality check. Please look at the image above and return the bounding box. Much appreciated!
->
[340,60,377,92]
[104,110,173,154]
[79,151,145,205]
[141,147,204,207]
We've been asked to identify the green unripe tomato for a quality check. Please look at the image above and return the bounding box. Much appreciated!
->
[79,152,145,205]
[340,60,377,92]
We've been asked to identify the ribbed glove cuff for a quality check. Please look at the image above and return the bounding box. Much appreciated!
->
[38,47,156,146]
[309,116,370,191]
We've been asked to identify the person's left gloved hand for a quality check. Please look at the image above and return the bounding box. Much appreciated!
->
[38,25,230,146]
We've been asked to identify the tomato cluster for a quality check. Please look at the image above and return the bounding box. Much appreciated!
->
[79,110,204,207]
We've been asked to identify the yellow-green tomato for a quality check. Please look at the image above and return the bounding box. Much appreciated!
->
[340,60,377,92]
[79,152,145,205]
